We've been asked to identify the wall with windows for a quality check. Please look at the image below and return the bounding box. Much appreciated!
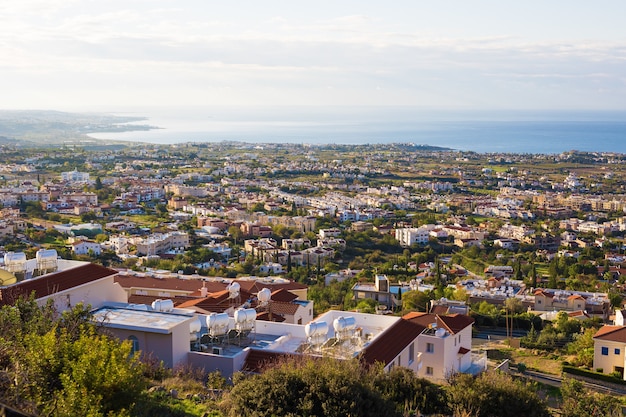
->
[593,339,626,380]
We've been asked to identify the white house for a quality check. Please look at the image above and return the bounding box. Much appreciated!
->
[0,255,127,312]
[395,226,434,247]
[72,240,102,256]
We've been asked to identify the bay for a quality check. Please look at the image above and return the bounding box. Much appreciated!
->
[86,106,626,154]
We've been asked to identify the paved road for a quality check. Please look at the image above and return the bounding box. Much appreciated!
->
[521,369,626,396]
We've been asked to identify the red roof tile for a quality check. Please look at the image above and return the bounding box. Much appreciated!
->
[115,275,227,293]
[270,288,299,303]
[594,325,626,343]
[403,312,474,334]
[269,301,300,316]
[256,311,286,322]
[430,305,449,315]
[0,263,117,306]
[360,318,425,366]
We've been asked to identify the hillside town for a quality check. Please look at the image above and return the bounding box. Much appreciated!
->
[1,142,626,415]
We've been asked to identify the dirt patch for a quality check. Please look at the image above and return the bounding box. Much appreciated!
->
[483,341,564,375]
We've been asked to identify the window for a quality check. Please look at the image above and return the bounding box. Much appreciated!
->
[426,366,433,375]
[128,336,139,356]
[426,343,434,353]
[398,355,402,366]
[615,348,621,355]
[601,346,609,356]
[409,343,415,365]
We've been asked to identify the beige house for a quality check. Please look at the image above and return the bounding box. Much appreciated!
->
[593,325,626,379]
[533,289,608,317]
[135,232,190,256]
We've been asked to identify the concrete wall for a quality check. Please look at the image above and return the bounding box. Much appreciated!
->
[187,349,249,379]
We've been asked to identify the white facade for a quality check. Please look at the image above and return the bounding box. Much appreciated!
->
[395,226,433,247]
[416,324,473,381]
[72,241,102,256]
[61,169,90,182]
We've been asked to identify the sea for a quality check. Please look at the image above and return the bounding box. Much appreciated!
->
[86,106,626,154]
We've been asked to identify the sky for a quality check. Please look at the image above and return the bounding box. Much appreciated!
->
[2,0,626,111]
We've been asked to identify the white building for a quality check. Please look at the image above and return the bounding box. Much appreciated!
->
[395,225,435,247]
[71,240,102,256]
[61,169,90,182]
[0,254,127,312]
[135,232,190,256]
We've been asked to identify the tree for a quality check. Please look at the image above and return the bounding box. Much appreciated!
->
[0,298,146,416]
[560,378,622,417]
[401,290,433,312]
[566,328,596,368]
[446,371,551,417]
[356,298,377,314]
[225,356,446,417]
[228,225,243,246]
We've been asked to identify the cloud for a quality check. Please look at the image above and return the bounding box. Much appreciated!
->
[1,2,626,109]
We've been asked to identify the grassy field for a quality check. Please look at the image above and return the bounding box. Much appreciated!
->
[484,341,563,375]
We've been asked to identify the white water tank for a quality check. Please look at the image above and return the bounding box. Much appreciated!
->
[36,249,57,261]
[228,282,241,298]
[151,299,174,312]
[206,313,230,337]
[234,308,257,324]
[189,317,202,333]
[435,328,446,337]
[162,299,174,311]
[305,321,329,338]
[206,312,230,329]
[4,252,26,273]
[333,316,356,333]
[258,287,271,303]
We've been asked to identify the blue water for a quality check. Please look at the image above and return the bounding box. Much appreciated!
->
[87,106,626,154]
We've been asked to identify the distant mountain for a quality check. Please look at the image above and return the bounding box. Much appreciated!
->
[0,109,155,146]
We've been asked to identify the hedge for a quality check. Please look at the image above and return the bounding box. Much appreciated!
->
[562,365,626,386]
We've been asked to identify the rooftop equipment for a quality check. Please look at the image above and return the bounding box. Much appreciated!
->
[151,299,174,312]
[257,287,271,306]
[305,321,329,346]
[36,249,58,274]
[206,312,230,337]
[234,308,257,332]
[4,252,26,274]
[228,282,240,299]
[333,316,356,340]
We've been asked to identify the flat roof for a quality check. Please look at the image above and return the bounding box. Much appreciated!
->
[93,306,194,334]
